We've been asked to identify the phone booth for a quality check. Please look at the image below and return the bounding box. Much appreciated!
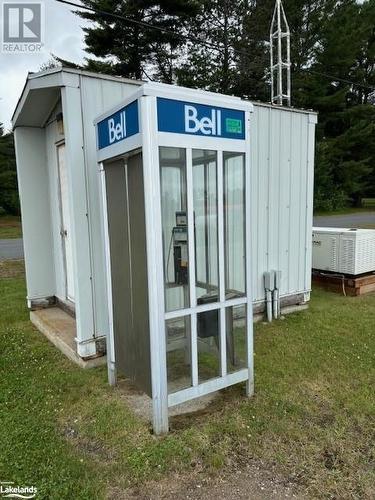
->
[95,83,254,434]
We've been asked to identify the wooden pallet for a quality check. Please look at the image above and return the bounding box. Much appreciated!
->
[312,271,375,296]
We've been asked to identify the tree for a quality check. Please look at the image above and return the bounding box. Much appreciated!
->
[176,0,246,95]
[0,124,19,215]
[237,0,374,210]
[305,0,375,208]
[76,0,199,81]
[314,141,347,212]
[39,55,82,71]
[235,0,338,103]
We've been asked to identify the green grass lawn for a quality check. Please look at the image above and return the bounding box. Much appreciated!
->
[0,215,22,238]
[0,263,374,499]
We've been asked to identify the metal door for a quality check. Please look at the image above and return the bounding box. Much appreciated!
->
[57,144,75,302]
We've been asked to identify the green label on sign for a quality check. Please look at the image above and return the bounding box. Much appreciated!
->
[225,118,242,134]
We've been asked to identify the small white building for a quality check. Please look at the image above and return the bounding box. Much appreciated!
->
[13,68,317,365]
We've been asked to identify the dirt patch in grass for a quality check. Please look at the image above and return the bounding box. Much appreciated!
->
[63,423,118,463]
[0,259,25,278]
[113,378,220,425]
[168,386,243,431]
[110,459,304,499]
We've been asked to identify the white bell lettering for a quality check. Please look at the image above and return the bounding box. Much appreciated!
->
[108,111,127,144]
[184,105,221,136]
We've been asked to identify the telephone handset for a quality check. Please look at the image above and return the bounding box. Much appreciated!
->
[172,211,188,285]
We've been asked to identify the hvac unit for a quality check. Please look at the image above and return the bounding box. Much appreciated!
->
[312,227,375,276]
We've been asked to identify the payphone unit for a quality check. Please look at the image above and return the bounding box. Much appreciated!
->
[172,211,188,285]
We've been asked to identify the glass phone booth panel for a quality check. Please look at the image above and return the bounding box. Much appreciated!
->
[161,146,249,396]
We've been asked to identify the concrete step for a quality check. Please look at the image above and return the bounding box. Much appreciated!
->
[30,307,106,369]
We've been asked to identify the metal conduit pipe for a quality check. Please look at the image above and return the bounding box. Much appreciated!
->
[266,289,273,322]
[273,270,282,319]
[264,271,275,322]
[273,288,279,319]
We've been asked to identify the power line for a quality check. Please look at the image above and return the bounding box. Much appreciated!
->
[55,0,251,58]
[302,69,375,91]
[141,67,154,82]
[56,0,375,92]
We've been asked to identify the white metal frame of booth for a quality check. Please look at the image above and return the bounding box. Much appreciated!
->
[95,83,254,434]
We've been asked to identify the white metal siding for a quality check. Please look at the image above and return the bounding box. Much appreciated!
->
[250,105,315,303]
[14,127,56,300]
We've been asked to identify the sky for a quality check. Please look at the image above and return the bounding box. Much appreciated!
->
[0,0,89,131]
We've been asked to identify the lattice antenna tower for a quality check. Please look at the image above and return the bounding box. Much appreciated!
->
[270,0,291,106]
